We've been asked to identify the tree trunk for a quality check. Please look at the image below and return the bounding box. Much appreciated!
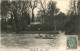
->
[11,12,14,31]
[32,9,34,22]
[13,9,19,33]
[54,22,56,31]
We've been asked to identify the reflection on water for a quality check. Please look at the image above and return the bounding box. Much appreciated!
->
[0,33,68,48]
[1,33,80,51]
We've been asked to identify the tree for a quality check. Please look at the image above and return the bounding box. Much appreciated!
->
[10,1,30,32]
[45,1,59,31]
[65,0,80,34]
[1,1,10,16]
[77,0,80,15]
[77,0,80,34]
[37,0,47,23]
[36,1,60,31]
[29,0,38,22]
[1,1,11,31]
[1,1,31,32]
[55,12,67,31]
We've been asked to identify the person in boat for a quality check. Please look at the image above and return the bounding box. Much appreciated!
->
[45,35,48,37]
[38,34,42,37]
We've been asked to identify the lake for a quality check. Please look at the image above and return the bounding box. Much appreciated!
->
[0,33,80,51]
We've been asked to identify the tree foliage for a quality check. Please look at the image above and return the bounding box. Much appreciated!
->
[65,0,80,34]
[44,1,59,31]
[1,1,30,33]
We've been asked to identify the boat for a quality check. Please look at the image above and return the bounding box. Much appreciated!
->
[35,34,58,39]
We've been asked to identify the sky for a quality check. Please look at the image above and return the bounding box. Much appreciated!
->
[34,0,70,16]
[54,0,70,13]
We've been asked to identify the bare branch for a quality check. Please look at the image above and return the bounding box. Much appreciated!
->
[38,0,47,11]
[29,1,32,9]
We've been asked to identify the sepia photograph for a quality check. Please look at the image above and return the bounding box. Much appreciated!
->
[0,0,80,51]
